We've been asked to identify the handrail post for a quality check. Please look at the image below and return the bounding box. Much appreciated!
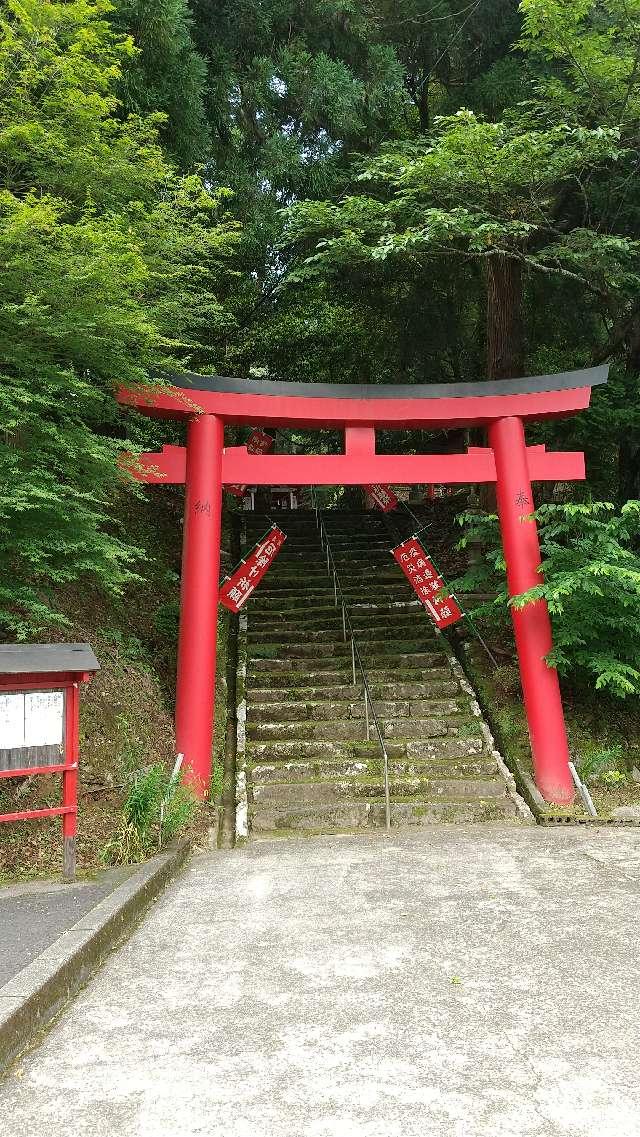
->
[351,638,356,686]
[342,603,347,642]
[382,743,391,832]
[365,690,370,740]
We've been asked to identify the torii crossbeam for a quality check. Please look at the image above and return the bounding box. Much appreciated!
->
[118,366,608,806]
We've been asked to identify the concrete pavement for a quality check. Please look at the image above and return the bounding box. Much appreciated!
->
[2,825,640,1136]
[0,867,135,987]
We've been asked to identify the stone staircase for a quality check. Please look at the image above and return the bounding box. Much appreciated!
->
[240,509,526,838]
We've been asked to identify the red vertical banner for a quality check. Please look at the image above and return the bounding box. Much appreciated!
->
[220,526,286,612]
[392,537,462,629]
[246,429,274,455]
[226,429,274,498]
[364,484,398,512]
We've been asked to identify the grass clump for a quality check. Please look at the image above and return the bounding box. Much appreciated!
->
[102,763,200,865]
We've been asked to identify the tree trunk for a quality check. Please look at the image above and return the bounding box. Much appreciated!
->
[619,438,640,501]
[486,254,524,381]
[618,316,640,503]
[481,254,525,511]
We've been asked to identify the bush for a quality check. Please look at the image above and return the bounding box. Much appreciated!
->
[455,501,640,699]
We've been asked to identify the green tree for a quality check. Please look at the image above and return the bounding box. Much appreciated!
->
[113,0,211,169]
[275,0,640,499]
[455,502,640,698]
[0,0,239,636]
[188,0,525,382]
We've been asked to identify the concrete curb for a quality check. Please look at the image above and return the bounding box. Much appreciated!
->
[0,840,190,1073]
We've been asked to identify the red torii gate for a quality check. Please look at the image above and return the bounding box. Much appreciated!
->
[118,365,608,807]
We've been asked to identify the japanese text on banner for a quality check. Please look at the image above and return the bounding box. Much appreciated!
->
[226,429,274,498]
[220,526,286,613]
[391,537,462,629]
[364,484,398,512]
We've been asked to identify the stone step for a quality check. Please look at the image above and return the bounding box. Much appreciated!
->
[248,651,448,674]
[246,736,489,763]
[248,545,394,559]
[268,544,392,560]
[249,615,435,639]
[247,621,436,645]
[245,664,450,686]
[248,697,464,723]
[251,598,421,616]
[249,797,518,834]
[249,754,500,784]
[249,638,440,660]
[247,679,460,703]
[249,603,425,631]
[256,574,403,595]
[250,589,411,612]
[249,621,430,640]
[247,715,482,743]
[251,774,509,806]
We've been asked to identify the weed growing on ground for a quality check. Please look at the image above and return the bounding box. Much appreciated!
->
[578,745,626,786]
[101,763,200,864]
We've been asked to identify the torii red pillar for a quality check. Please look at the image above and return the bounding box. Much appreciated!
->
[175,413,223,795]
[490,416,574,804]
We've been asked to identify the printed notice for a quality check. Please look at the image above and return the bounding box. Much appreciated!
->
[0,693,25,749]
[24,691,64,747]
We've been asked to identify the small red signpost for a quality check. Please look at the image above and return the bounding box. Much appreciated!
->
[392,537,463,629]
[364,484,398,512]
[220,525,286,613]
[0,644,99,878]
[226,429,274,498]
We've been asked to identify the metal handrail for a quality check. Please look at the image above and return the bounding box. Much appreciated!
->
[311,491,391,831]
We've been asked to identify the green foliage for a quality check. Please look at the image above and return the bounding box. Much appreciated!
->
[285,113,627,275]
[210,761,224,802]
[0,0,239,636]
[577,744,626,785]
[112,0,211,168]
[267,0,640,494]
[102,761,199,863]
[98,627,147,664]
[455,501,640,698]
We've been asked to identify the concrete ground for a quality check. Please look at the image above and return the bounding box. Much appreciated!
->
[0,866,135,986]
[2,825,640,1137]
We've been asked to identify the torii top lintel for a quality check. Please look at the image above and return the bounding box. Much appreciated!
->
[118,366,608,431]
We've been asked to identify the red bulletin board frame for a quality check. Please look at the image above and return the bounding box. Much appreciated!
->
[0,669,92,878]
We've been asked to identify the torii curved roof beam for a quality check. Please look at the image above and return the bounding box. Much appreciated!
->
[117,368,609,429]
[118,365,607,430]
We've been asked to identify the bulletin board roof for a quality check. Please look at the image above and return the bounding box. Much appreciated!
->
[0,644,100,676]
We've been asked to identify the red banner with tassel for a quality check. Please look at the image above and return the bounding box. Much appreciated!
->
[220,525,286,613]
[392,536,462,629]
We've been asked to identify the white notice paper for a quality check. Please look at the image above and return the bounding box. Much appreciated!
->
[24,691,64,748]
[0,693,25,749]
